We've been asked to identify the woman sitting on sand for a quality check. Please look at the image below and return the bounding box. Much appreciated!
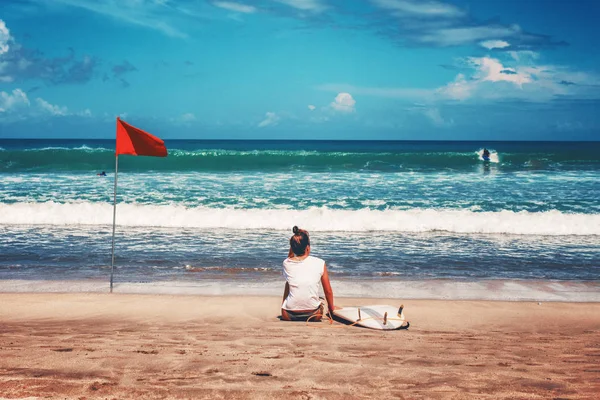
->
[281,226,335,322]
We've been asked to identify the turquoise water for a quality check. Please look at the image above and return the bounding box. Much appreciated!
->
[0,139,598,298]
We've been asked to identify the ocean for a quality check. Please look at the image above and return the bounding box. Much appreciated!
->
[0,139,598,301]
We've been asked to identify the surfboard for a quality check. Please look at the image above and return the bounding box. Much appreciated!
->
[333,304,409,330]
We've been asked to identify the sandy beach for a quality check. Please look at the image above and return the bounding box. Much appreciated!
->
[0,293,598,399]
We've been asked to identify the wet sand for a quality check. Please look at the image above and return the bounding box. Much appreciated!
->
[1,293,599,399]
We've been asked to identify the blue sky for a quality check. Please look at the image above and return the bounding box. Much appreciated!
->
[0,0,599,140]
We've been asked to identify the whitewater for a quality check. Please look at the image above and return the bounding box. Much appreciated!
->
[0,202,599,235]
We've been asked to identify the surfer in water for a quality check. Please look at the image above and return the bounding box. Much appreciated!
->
[482,148,491,161]
[97,171,107,176]
[281,226,336,323]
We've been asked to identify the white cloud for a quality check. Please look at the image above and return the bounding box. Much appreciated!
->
[370,0,558,49]
[213,1,256,13]
[436,73,472,100]
[556,121,585,132]
[0,89,30,112]
[0,25,98,85]
[479,40,510,50]
[309,115,330,123]
[169,112,197,125]
[0,88,92,121]
[52,0,188,38]
[437,55,600,102]
[408,104,452,127]
[318,83,433,101]
[275,0,326,13]
[180,112,196,122]
[509,50,539,62]
[0,89,92,120]
[17,58,33,70]
[258,111,280,127]
[469,56,531,86]
[321,54,600,105]
[308,104,316,111]
[36,98,69,116]
[0,20,11,55]
[418,25,520,46]
[371,0,464,18]
[436,57,532,101]
[331,92,356,113]
[422,108,450,126]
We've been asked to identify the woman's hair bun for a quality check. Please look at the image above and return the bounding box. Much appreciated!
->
[292,226,299,234]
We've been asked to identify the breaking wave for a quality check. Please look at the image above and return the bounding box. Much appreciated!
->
[0,201,597,235]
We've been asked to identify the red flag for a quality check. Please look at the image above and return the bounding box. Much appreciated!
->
[116,117,167,157]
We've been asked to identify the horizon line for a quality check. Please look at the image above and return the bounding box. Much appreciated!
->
[1,138,599,143]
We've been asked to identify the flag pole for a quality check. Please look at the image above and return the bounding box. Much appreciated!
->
[110,117,166,292]
[110,154,119,293]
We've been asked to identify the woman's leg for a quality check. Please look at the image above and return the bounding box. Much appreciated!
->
[281,308,292,321]
[282,305,324,322]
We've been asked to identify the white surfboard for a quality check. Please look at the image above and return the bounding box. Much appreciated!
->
[333,304,409,330]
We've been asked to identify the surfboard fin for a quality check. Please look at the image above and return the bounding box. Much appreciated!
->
[398,304,404,318]
[383,312,388,325]
[357,308,362,322]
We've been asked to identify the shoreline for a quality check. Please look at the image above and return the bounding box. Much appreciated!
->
[1,277,599,302]
[1,293,599,399]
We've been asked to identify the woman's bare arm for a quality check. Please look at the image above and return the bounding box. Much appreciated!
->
[281,282,291,321]
[282,281,290,305]
[320,264,335,316]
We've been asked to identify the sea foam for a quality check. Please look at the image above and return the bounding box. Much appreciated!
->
[1,201,598,235]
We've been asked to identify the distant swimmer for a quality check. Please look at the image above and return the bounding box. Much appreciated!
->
[97,171,107,176]
[482,148,490,161]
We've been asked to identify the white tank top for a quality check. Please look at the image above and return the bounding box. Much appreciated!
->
[281,255,325,311]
